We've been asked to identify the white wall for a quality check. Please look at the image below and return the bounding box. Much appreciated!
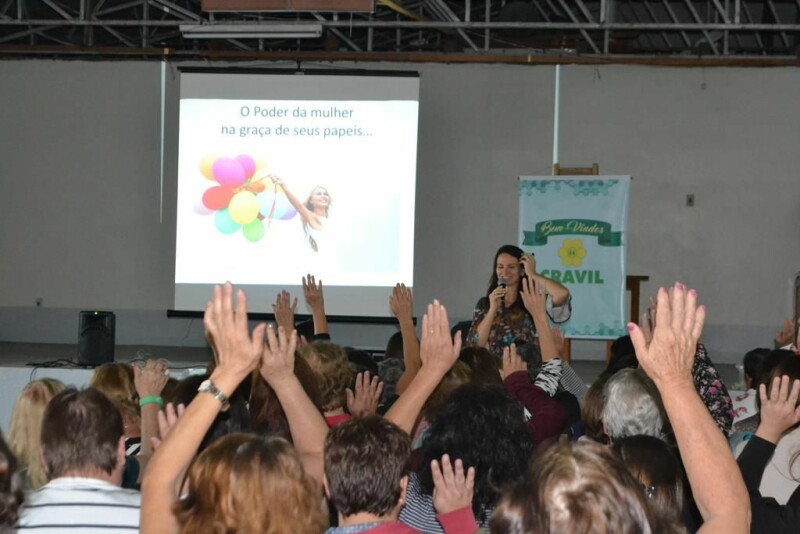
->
[1,60,797,362]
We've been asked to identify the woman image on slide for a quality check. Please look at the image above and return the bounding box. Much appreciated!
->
[466,244,571,358]
[270,176,331,253]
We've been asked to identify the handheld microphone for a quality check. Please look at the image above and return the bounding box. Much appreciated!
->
[498,277,507,307]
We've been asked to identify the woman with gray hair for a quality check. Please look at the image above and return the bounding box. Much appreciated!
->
[602,368,667,442]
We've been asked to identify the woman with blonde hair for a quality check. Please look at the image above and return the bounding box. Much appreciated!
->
[7,378,66,488]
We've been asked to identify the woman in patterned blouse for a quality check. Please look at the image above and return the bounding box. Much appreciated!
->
[466,244,571,358]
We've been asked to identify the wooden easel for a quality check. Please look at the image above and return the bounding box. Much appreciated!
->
[550,164,648,363]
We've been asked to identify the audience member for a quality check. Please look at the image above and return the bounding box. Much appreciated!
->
[602,368,666,442]
[324,415,478,533]
[0,430,24,530]
[737,358,800,531]
[141,283,329,533]
[302,340,356,426]
[613,434,689,531]
[7,378,66,489]
[18,388,141,531]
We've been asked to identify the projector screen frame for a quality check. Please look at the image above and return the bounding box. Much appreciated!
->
[173,66,421,320]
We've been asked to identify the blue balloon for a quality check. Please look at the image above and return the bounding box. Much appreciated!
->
[214,208,241,234]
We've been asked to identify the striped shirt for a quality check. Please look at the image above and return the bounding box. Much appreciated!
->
[18,477,140,533]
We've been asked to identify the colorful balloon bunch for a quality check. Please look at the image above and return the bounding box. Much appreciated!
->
[197,154,298,242]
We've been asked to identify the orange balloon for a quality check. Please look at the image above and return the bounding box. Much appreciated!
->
[199,154,219,181]
[247,182,266,193]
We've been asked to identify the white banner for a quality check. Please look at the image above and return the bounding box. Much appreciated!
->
[519,177,631,339]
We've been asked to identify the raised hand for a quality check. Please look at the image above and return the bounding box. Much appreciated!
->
[432,454,475,515]
[520,252,537,279]
[390,283,413,320]
[134,359,169,398]
[302,274,325,313]
[346,371,384,416]
[150,402,185,450]
[756,375,800,444]
[203,283,266,383]
[419,300,462,376]
[272,290,297,333]
[628,283,704,389]
[519,274,547,317]
[260,324,298,387]
[501,343,528,379]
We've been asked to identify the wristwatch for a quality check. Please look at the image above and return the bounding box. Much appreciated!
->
[197,379,230,412]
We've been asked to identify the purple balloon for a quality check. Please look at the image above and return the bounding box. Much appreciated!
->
[235,154,257,179]
[212,158,247,187]
[279,205,298,220]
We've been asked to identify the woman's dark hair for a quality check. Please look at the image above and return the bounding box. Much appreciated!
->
[743,348,771,387]
[458,346,502,386]
[613,435,686,529]
[384,332,404,361]
[167,374,253,453]
[757,349,797,391]
[344,347,380,377]
[486,244,525,297]
[250,358,323,441]
[0,431,24,528]
[419,384,534,520]
[603,335,639,378]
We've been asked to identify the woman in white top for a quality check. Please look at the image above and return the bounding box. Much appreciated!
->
[270,176,331,253]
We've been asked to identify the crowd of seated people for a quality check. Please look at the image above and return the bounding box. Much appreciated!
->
[2,262,800,533]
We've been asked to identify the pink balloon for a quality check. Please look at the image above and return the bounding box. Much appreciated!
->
[212,158,247,187]
[235,154,257,179]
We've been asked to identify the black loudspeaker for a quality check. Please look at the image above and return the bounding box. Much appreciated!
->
[78,311,116,366]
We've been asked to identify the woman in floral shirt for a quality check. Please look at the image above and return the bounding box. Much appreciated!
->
[466,245,571,358]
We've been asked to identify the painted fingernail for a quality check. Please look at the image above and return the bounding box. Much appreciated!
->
[689,289,697,296]
[676,282,685,290]
[627,323,635,332]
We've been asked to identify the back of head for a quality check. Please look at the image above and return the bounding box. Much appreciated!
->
[759,349,797,389]
[603,369,665,441]
[582,374,611,444]
[421,361,474,420]
[302,341,355,412]
[0,430,24,528]
[251,358,323,441]
[613,435,686,529]
[89,363,136,403]
[8,378,66,488]
[41,388,123,479]
[742,348,770,387]
[459,346,502,386]
[384,331,404,361]
[344,347,379,377]
[176,433,327,534]
[490,441,653,534]
[324,416,411,518]
[420,384,533,515]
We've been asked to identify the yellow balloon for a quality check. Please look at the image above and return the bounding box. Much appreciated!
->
[199,154,219,181]
[255,159,269,171]
[228,191,260,225]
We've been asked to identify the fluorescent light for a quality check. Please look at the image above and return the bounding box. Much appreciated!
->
[180,23,323,39]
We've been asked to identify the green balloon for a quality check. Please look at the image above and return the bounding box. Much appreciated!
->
[243,219,265,242]
[214,208,241,235]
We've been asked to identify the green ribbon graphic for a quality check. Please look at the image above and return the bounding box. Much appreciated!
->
[522,219,622,247]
